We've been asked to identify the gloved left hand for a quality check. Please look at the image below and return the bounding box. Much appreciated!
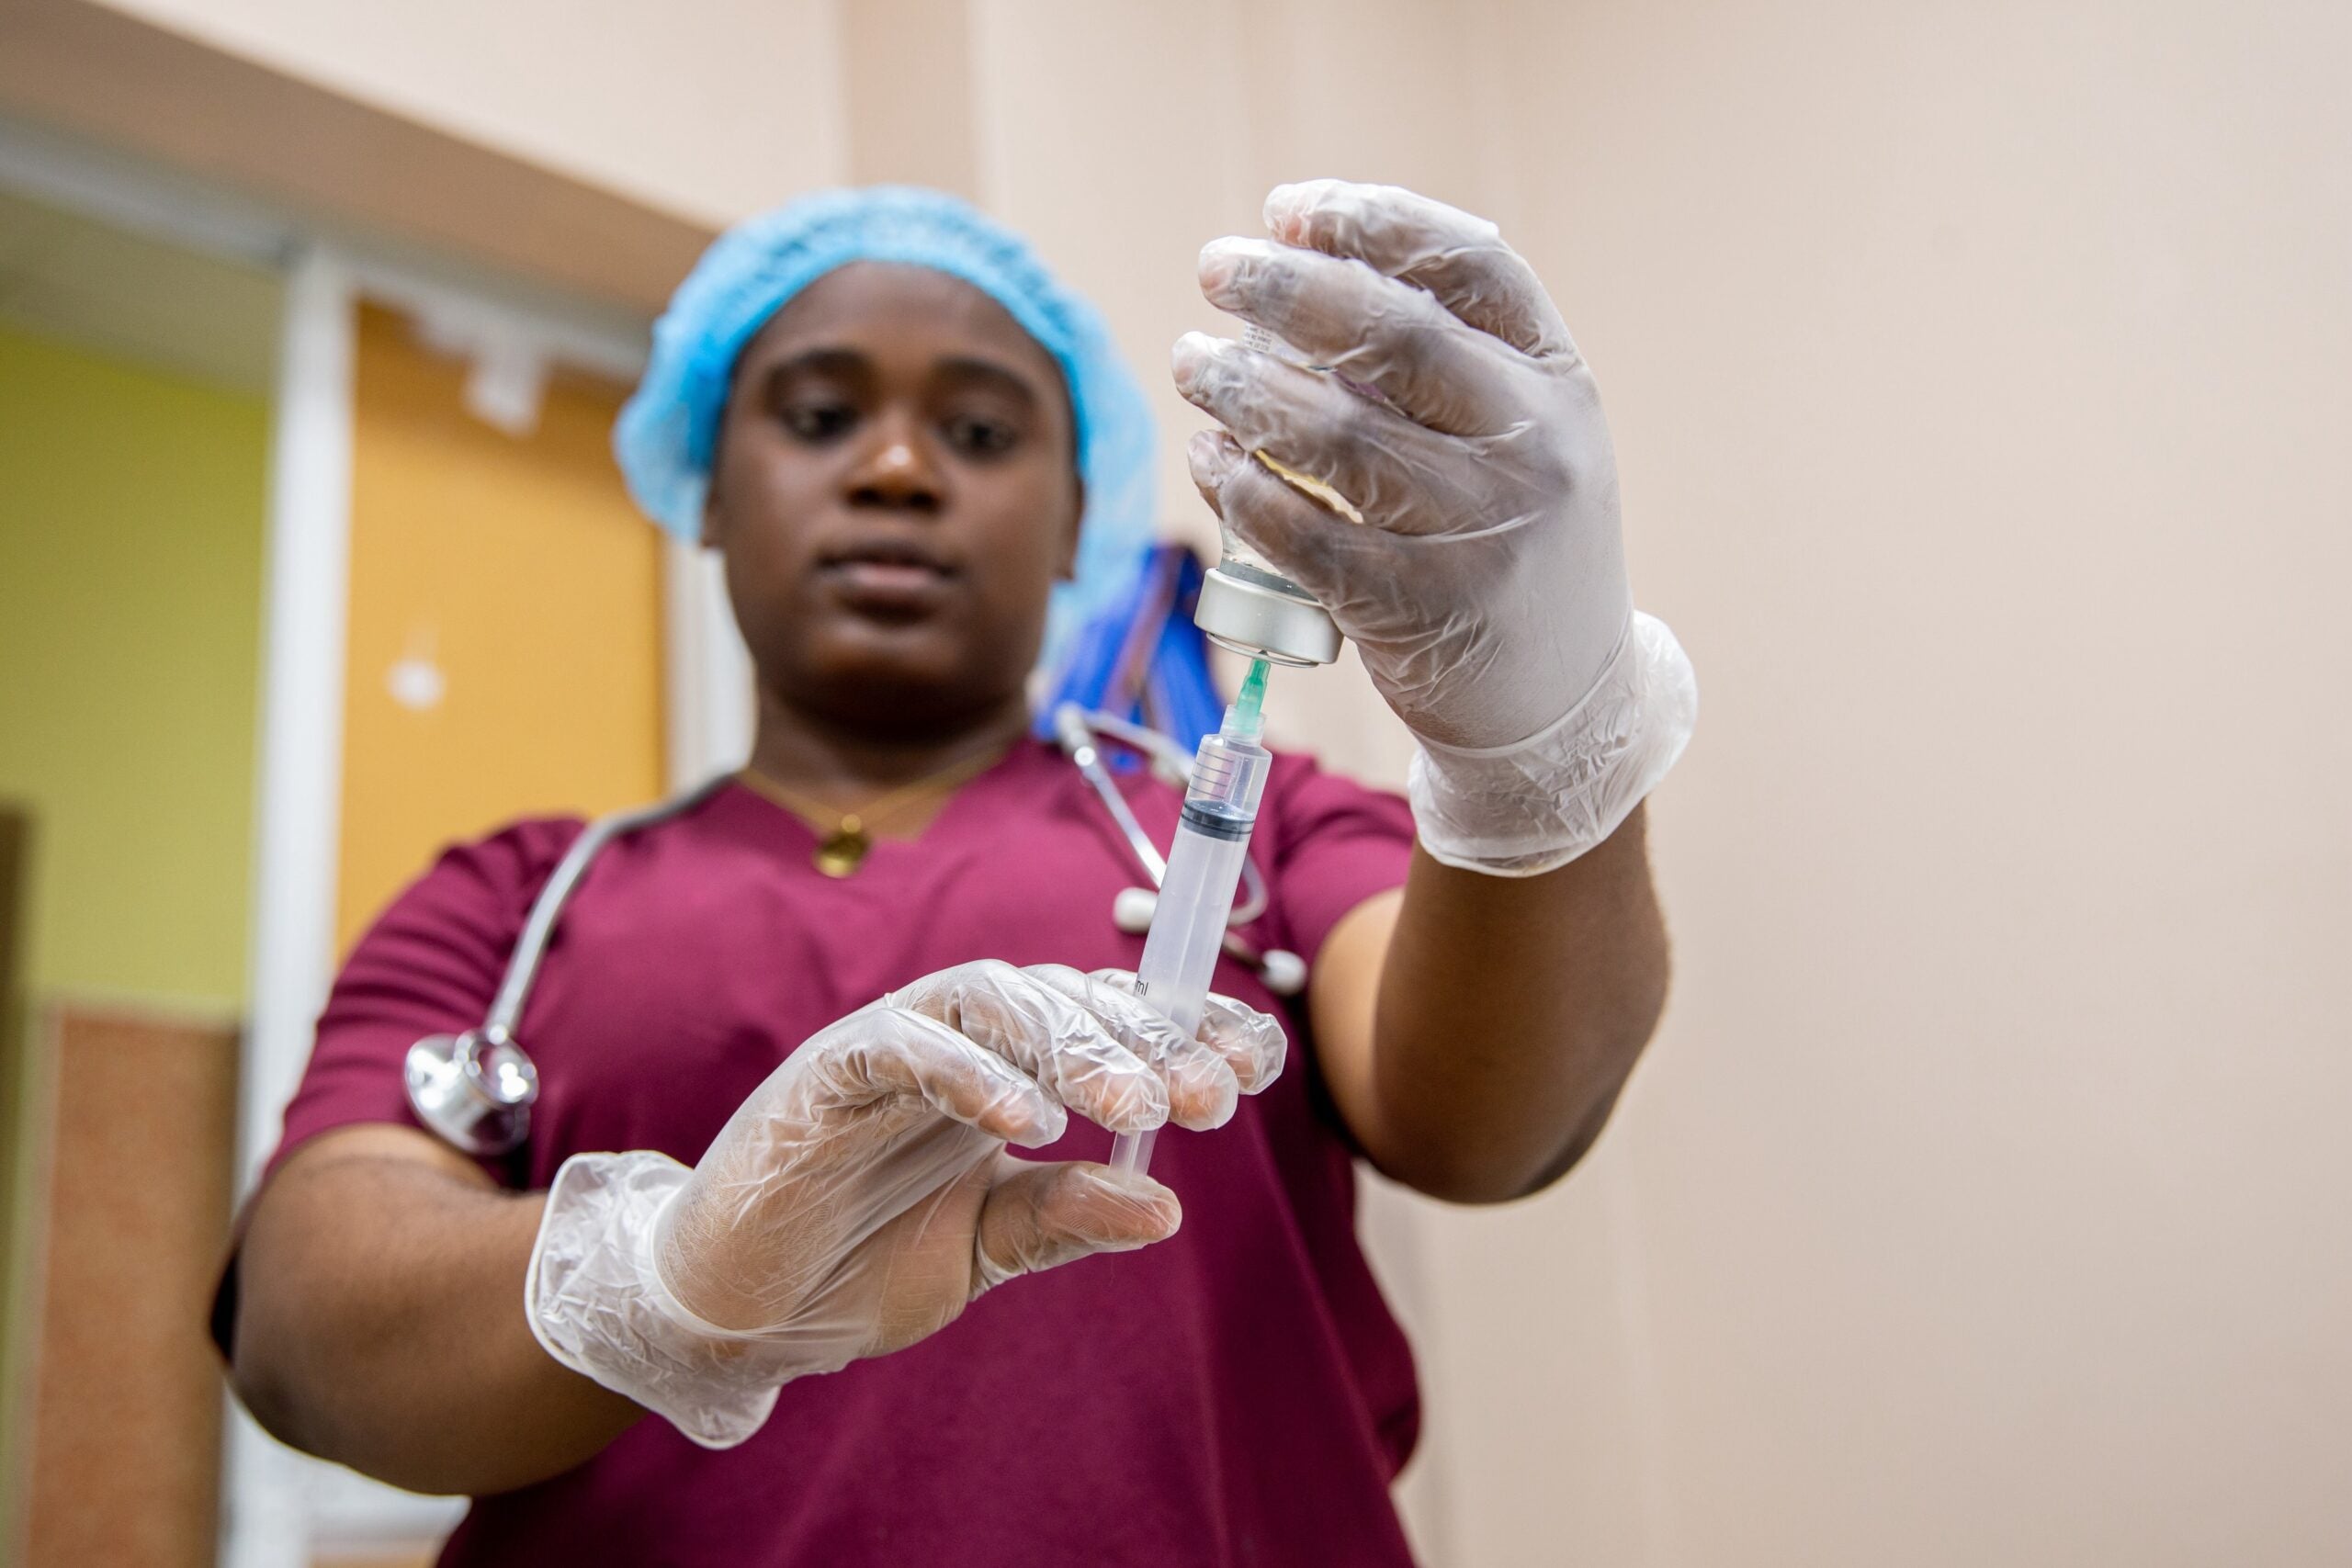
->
[1173,180,1696,875]
[526,960,1284,1448]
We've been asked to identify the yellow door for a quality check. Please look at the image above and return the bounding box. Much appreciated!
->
[337,302,664,951]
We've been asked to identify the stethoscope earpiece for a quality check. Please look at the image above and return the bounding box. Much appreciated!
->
[1255,948,1308,998]
[1112,886,1306,996]
[1113,886,1159,934]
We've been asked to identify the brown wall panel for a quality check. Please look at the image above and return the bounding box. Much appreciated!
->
[0,807,30,1561]
[25,1004,239,1568]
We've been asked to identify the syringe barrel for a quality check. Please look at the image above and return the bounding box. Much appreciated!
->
[1186,730,1272,818]
[1136,728,1271,1035]
[1112,731,1272,1177]
[1135,820,1253,1039]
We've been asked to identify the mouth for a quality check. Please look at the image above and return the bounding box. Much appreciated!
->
[816,535,957,617]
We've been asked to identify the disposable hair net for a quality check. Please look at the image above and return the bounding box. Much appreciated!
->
[615,186,1158,664]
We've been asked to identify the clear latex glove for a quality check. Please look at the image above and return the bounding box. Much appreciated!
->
[1173,180,1698,875]
[526,960,1285,1448]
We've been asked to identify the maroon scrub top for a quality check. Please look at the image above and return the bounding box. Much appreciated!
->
[244,737,1423,1567]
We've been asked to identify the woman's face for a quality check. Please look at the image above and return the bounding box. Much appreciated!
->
[706,261,1082,736]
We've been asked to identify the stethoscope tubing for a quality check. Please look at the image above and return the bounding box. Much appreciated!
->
[1050,703,1272,929]
[405,711,1298,1156]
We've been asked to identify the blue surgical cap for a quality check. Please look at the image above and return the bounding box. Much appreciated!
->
[614,186,1158,666]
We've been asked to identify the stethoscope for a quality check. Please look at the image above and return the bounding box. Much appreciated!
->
[402,706,1305,1156]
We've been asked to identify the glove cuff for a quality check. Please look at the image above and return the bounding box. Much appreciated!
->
[1408,611,1698,876]
[526,1150,783,1450]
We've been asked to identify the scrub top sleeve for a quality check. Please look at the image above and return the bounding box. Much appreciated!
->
[1261,751,1417,969]
[265,817,587,1187]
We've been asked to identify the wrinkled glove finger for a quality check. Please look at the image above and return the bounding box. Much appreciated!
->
[660,1119,994,1336]
[799,1006,1066,1148]
[1194,241,1521,438]
[1186,429,1412,609]
[1261,179,1575,360]
[1195,989,1288,1094]
[1087,968,1288,1097]
[1023,964,1241,1132]
[970,1156,1181,1296]
[888,960,1169,1134]
[1190,431,1544,750]
[1172,331,1481,531]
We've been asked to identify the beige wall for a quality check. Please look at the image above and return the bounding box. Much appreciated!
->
[47,1,2350,1562]
[1451,1,2351,1562]
[92,0,848,227]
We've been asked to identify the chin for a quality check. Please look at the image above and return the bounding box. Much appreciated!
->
[798,631,1022,735]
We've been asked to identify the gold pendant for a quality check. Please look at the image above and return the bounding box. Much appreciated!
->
[814,816,869,877]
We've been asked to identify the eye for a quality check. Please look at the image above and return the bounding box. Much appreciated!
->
[782,400,858,443]
[944,413,1018,457]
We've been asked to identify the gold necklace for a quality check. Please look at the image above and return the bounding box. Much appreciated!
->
[738,742,1010,877]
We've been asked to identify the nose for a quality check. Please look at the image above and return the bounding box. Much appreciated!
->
[843,411,944,515]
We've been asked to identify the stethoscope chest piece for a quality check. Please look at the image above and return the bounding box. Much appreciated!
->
[404,1025,537,1156]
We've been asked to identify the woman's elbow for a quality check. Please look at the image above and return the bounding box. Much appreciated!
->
[1379,1118,1609,1204]
[1374,1033,1650,1204]
[227,1307,325,1460]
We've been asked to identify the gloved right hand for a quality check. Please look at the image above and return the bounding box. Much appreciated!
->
[1174,181,1697,876]
[525,959,1284,1448]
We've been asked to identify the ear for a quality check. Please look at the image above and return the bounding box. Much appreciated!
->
[699,438,729,549]
[700,383,743,549]
[1055,475,1086,581]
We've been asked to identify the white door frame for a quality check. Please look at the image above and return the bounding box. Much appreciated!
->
[230,242,360,1568]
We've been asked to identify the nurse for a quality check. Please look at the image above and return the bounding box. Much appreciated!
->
[219,182,1695,1565]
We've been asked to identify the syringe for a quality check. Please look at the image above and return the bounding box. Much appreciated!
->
[1111,659,1276,1178]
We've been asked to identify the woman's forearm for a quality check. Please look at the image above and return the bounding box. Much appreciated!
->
[231,1125,645,1495]
[1364,805,1668,1202]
